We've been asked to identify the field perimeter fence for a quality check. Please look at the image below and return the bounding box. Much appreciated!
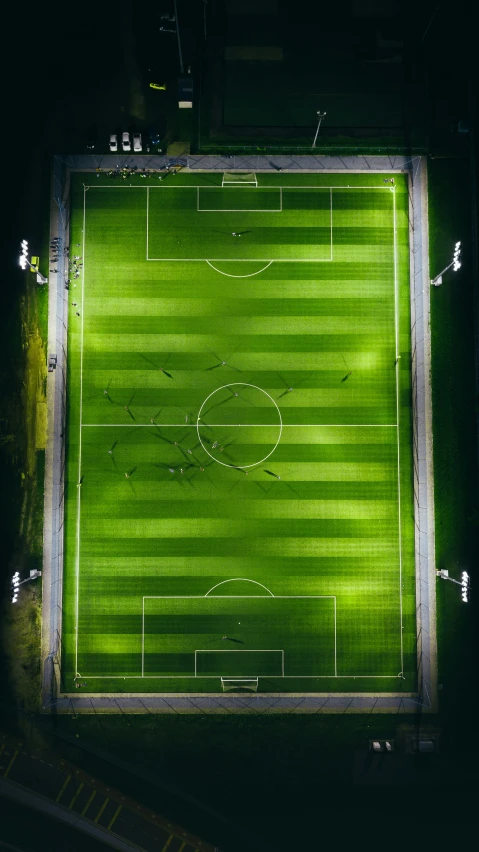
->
[40,154,437,714]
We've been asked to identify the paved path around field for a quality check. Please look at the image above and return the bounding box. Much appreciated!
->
[41,154,437,714]
[0,733,212,852]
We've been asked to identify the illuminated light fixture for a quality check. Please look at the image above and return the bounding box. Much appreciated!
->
[431,241,463,286]
[453,241,462,271]
[436,567,470,602]
[461,571,470,603]
[19,239,29,270]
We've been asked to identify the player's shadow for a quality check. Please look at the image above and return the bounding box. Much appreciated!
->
[223,637,245,644]
[122,390,137,420]
[108,441,119,470]
[277,373,308,399]
[202,395,233,416]
[139,352,174,378]
[124,467,138,495]
[205,352,242,373]
[101,379,114,403]
[152,430,176,446]
[150,462,173,479]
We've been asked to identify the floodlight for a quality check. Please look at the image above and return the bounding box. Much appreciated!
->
[431,240,463,285]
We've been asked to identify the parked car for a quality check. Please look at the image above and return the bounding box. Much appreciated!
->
[109,133,118,152]
[122,132,131,152]
[133,133,142,152]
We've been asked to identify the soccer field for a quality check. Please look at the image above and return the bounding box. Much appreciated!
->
[62,171,416,694]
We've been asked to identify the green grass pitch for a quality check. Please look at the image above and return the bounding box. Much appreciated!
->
[62,171,416,694]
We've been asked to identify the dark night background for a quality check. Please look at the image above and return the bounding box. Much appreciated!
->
[1,1,478,849]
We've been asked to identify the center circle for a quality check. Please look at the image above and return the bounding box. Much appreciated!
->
[196,383,282,469]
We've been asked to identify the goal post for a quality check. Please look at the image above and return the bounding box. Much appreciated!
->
[221,677,259,692]
[222,171,258,187]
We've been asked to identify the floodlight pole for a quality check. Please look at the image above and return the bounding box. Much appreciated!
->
[430,259,455,287]
[173,0,185,74]
[436,568,470,602]
[436,570,462,586]
[312,111,327,148]
[431,241,462,286]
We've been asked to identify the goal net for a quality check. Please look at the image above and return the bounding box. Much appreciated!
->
[222,172,258,187]
[221,677,259,692]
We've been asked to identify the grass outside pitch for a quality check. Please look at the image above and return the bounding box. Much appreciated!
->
[62,171,415,694]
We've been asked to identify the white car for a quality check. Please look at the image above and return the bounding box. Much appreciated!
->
[109,133,118,152]
[133,133,142,152]
[122,132,131,152]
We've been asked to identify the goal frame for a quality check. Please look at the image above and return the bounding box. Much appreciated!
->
[221,677,259,692]
[222,171,258,187]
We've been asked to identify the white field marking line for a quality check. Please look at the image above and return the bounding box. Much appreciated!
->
[143,596,336,678]
[205,578,274,596]
[330,187,333,261]
[199,209,282,213]
[195,649,284,679]
[205,260,273,278]
[146,186,149,260]
[334,596,337,677]
[142,595,336,599]
[392,186,404,673]
[81,424,399,428]
[142,183,359,263]
[75,187,87,674]
[90,185,395,190]
[77,184,401,681]
[196,383,283,469]
[79,675,404,679]
[142,597,145,677]
[147,258,333,263]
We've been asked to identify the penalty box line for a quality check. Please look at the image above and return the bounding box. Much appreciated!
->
[142,595,337,679]
[146,183,339,262]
